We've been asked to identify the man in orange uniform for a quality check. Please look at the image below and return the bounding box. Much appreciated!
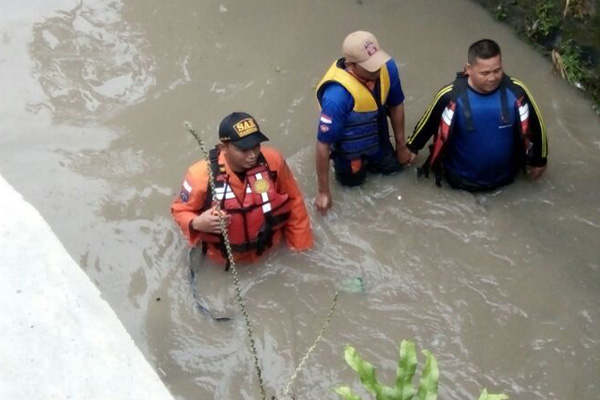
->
[171,112,313,267]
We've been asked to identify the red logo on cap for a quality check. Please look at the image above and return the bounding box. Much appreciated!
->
[365,41,377,56]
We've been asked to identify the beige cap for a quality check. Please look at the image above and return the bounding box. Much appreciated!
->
[342,31,391,72]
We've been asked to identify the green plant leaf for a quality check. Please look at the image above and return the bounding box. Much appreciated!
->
[339,341,506,400]
[415,350,439,400]
[395,340,417,400]
[378,385,400,400]
[344,345,381,395]
[478,389,488,400]
[334,386,363,400]
[478,388,509,400]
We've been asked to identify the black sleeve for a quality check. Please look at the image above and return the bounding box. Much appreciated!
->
[407,84,453,153]
[511,78,548,166]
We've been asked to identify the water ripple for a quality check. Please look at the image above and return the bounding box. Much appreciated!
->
[30,0,155,123]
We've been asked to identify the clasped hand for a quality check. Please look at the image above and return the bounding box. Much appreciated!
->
[192,205,231,234]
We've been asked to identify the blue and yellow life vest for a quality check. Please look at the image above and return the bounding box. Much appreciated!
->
[316,58,391,160]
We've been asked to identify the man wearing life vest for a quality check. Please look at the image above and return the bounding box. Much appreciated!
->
[407,39,548,191]
[315,31,414,215]
[171,112,313,266]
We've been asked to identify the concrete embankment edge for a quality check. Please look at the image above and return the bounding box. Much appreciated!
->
[0,173,175,400]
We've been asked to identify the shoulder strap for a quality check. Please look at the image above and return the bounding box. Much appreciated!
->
[256,152,278,182]
[204,146,222,211]
[373,78,382,108]
[452,72,475,132]
[201,147,228,262]
[499,74,512,124]
[454,72,513,129]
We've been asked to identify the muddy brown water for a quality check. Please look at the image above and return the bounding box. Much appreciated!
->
[1,0,599,399]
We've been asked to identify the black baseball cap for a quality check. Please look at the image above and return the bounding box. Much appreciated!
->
[218,112,269,150]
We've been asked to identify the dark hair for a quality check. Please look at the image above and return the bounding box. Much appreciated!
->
[468,39,501,64]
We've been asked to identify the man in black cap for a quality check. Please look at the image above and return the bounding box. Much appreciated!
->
[172,112,313,265]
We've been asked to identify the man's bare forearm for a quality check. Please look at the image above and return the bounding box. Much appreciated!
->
[316,141,331,194]
[388,103,406,148]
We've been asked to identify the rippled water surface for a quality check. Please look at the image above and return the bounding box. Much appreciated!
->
[1,0,599,399]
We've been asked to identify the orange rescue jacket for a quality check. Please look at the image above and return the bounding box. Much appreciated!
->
[171,146,313,264]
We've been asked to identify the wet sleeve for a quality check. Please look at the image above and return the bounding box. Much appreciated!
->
[406,84,453,153]
[317,84,354,145]
[518,82,548,166]
[274,154,313,251]
[170,166,209,246]
[385,59,405,107]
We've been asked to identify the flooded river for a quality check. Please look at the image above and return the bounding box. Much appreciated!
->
[1,0,599,399]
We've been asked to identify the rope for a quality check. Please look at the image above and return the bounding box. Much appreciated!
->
[184,122,267,400]
[280,290,338,400]
[184,121,339,400]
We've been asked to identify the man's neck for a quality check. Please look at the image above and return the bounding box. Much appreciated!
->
[346,65,376,91]
[466,77,499,95]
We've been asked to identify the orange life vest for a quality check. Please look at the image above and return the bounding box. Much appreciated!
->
[199,149,292,260]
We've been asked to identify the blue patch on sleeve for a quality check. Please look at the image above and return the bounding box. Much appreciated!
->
[179,190,189,203]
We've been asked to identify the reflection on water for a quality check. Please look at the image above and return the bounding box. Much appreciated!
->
[30,0,155,123]
[2,0,600,399]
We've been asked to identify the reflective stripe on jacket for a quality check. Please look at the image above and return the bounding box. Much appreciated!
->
[199,155,291,256]
[171,146,313,264]
[408,73,547,186]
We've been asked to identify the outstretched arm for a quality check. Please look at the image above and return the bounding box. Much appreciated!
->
[315,140,332,216]
[275,155,313,251]
[511,78,548,179]
[315,83,351,216]
[388,103,415,165]
[407,84,454,153]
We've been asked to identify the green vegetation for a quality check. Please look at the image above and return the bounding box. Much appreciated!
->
[553,40,588,84]
[527,0,561,40]
[334,340,507,400]
[478,389,509,400]
[494,3,508,21]
[563,0,589,20]
[477,0,600,113]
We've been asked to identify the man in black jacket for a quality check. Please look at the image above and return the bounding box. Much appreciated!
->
[407,39,547,191]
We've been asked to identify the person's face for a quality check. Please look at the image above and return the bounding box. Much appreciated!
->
[466,55,503,93]
[222,142,260,172]
[351,62,380,81]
